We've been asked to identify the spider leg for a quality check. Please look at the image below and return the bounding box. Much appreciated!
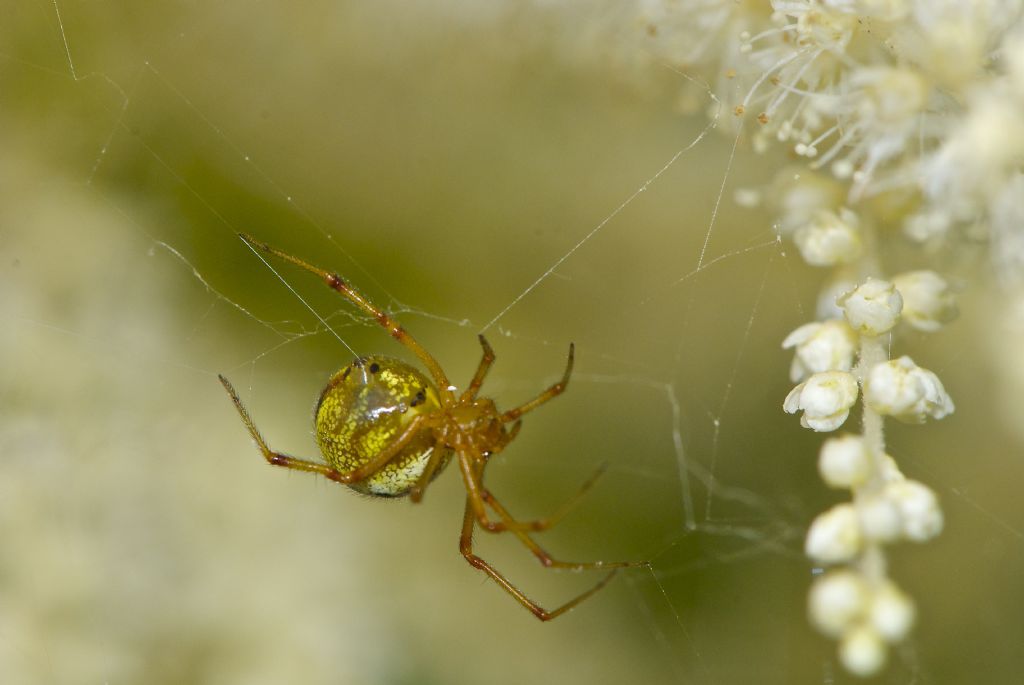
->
[500,343,573,423]
[457,451,537,533]
[505,419,522,443]
[459,497,620,621]
[487,462,609,533]
[460,444,618,532]
[408,438,451,503]
[220,374,428,484]
[458,449,609,534]
[482,481,647,572]
[237,233,453,398]
[460,334,495,403]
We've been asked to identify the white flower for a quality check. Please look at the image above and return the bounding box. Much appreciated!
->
[868,581,916,642]
[807,66,929,195]
[903,208,951,244]
[640,0,762,72]
[816,273,858,320]
[783,319,858,381]
[988,173,1024,288]
[876,452,903,482]
[822,0,908,22]
[895,4,990,91]
[924,86,1024,208]
[806,503,863,563]
[808,570,869,637]
[839,624,888,677]
[856,495,903,543]
[864,356,954,423]
[773,169,845,235]
[884,479,944,541]
[892,270,958,332]
[838,279,903,336]
[817,434,870,488]
[1009,30,1024,97]
[793,208,864,266]
[784,371,859,431]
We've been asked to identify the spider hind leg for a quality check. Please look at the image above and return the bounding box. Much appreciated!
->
[459,498,620,622]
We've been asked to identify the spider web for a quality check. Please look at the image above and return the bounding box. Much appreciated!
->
[2,2,1020,684]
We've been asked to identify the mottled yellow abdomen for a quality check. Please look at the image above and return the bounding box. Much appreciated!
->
[314,356,448,497]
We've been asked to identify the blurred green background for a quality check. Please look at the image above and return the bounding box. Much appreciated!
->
[2,2,1023,684]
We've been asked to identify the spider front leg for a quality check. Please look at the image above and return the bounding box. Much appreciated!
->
[237,232,454,401]
[460,334,495,403]
[501,342,574,422]
[459,498,620,622]
[219,374,428,485]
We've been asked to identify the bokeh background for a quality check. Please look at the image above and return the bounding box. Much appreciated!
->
[3,2,1023,684]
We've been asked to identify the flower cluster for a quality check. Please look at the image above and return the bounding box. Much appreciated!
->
[635,0,1003,676]
[784,277,955,676]
[641,0,1024,285]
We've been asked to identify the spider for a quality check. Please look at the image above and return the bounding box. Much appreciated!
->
[218,233,646,620]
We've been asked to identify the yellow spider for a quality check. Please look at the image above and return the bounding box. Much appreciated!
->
[218,233,645,620]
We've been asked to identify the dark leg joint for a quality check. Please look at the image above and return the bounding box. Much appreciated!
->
[481,520,503,533]
[462,552,487,570]
[477,334,495,359]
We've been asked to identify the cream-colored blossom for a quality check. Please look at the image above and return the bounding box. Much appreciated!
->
[806,503,863,563]
[808,570,869,637]
[839,624,887,677]
[784,370,859,431]
[856,495,903,543]
[839,279,903,335]
[773,169,846,235]
[892,270,958,331]
[783,319,858,381]
[817,434,870,488]
[868,581,916,642]
[816,272,858,320]
[864,356,954,422]
[793,208,863,266]
[924,86,1024,208]
[884,479,944,541]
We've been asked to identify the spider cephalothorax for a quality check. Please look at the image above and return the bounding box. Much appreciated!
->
[219,233,645,620]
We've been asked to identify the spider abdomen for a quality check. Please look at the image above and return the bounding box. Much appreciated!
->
[315,355,448,497]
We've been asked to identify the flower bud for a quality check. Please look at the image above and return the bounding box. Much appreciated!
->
[857,495,903,543]
[838,278,903,336]
[806,503,863,563]
[783,319,858,382]
[864,356,954,423]
[808,570,869,637]
[839,624,887,677]
[892,270,958,332]
[818,434,870,488]
[869,581,916,642]
[817,275,858,320]
[885,479,944,541]
[784,371,859,431]
[794,208,864,266]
